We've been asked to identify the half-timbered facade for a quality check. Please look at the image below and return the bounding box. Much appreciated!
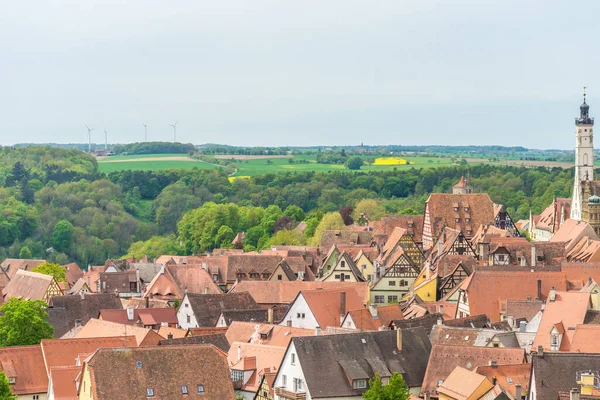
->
[3,269,63,305]
[371,252,420,305]
[320,251,366,283]
[438,262,471,299]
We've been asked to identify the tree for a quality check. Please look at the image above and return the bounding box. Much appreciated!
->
[345,157,364,170]
[266,229,306,247]
[284,205,305,222]
[216,226,235,248]
[32,262,66,283]
[309,212,347,245]
[273,216,296,233]
[362,373,409,400]
[0,298,54,347]
[52,220,74,252]
[0,372,16,399]
[352,199,385,224]
[18,246,32,259]
[339,206,354,225]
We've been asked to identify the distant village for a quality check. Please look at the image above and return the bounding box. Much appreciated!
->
[2,99,600,399]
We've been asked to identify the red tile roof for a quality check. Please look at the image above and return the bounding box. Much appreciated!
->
[550,219,599,251]
[0,345,47,395]
[459,270,568,322]
[99,308,177,326]
[49,366,80,400]
[475,363,531,399]
[299,288,364,329]
[570,325,600,352]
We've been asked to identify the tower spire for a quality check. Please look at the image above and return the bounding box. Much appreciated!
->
[572,89,595,221]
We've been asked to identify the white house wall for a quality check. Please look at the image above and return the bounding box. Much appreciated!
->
[176,295,200,330]
[279,294,320,329]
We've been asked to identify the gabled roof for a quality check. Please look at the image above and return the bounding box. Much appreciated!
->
[48,293,124,338]
[505,299,543,322]
[185,292,261,327]
[62,263,84,287]
[550,219,599,251]
[225,321,314,347]
[567,236,600,262]
[0,258,46,287]
[457,270,568,322]
[73,319,162,346]
[98,270,138,294]
[227,342,286,391]
[391,313,443,332]
[0,345,48,395]
[41,336,136,372]
[49,366,80,400]
[532,291,590,351]
[444,314,490,329]
[421,345,526,397]
[3,269,59,301]
[159,333,230,353]
[436,366,493,400]
[475,364,531,400]
[144,264,222,299]
[531,352,600,400]
[99,308,178,326]
[570,325,600,352]
[321,251,366,282]
[425,193,498,240]
[368,215,424,244]
[296,288,364,329]
[218,309,268,326]
[291,328,431,397]
[229,281,370,305]
[319,230,374,252]
[84,345,234,399]
[129,262,164,283]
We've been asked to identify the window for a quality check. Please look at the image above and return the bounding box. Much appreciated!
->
[374,295,385,304]
[282,375,287,386]
[185,303,189,307]
[345,274,351,280]
[354,379,367,389]
[400,280,407,286]
[335,274,340,279]
[341,261,346,268]
[464,207,469,212]
[197,384,205,393]
[231,370,244,382]
[455,218,460,222]
[297,313,301,318]
[291,353,296,365]
[453,207,458,212]
[278,274,283,280]
[340,274,345,282]
[212,274,218,282]
[388,280,396,286]
[388,295,398,303]
[249,273,259,279]
[301,313,305,318]
[465,218,470,223]
[147,387,155,397]
[182,385,188,394]
[130,282,137,292]
[33,396,39,400]
[298,378,303,390]
[186,315,191,324]
[408,223,413,228]
[136,361,143,368]
[263,273,270,279]
[7,377,14,385]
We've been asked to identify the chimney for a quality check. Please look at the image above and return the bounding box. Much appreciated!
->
[537,345,544,358]
[531,245,537,267]
[267,307,274,324]
[515,384,522,400]
[340,291,347,319]
[145,296,149,308]
[492,376,497,385]
[424,392,430,400]
[519,320,527,333]
[571,388,581,400]
[202,261,207,270]
[537,279,542,300]
[286,319,292,327]
[369,304,378,319]
[489,360,497,368]
[126,307,134,321]
[478,243,489,264]
[315,326,322,336]
[167,332,173,340]
[396,329,402,352]
[549,287,557,302]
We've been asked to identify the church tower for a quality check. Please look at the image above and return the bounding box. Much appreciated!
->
[571,89,595,221]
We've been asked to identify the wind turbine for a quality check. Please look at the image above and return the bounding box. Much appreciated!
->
[143,123,148,142]
[85,124,95,153]
[170,121,178,142]
[104,129,108,150]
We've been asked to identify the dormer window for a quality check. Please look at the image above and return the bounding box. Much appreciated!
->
[8,377,14,385]
[212,274,218,282]
[353,379,367,389]
[464,207,469,212]
[408,223,413,228]
[455,218,460,223]
[453,207,458,212]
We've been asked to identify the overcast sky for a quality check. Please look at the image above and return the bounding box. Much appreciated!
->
[1,0,598,149]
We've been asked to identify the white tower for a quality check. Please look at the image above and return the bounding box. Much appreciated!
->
[571,89,595,221]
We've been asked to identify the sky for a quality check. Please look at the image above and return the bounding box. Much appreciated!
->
[1,0,599,149]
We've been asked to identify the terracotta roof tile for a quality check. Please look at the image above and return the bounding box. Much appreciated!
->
[0,345,47,395]
[368,215,424,244]
[0,258,46,288]
[3,269,61,302]
[225,321,314,347]
[159,333,230,353]
[186,292,261,327]
[475,363,530,399]
[550,219,599,251]
[569,325,600,352]
[421,345,526,397]
[437,366,493,400]
[99,307,177,326]
[73,319,161,346]
[292,288,364,329]
[85,345,234,399]
[229,281,370,305]
[49,366,80,400]
[227,343,286,391]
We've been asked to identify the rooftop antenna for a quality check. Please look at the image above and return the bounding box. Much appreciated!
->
[143,123,148,142]
[85,124,95,153]
[104,129,108,150]
[170,121,178,142]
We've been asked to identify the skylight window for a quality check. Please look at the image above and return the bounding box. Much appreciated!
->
[507,378,513,384]
[197,384,205,393]
[182,385,188,394]
[146,387,154,397]
[136,361,143,368]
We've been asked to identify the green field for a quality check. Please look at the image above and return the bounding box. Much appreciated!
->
[97,153,481,175]
[97,154,219,173]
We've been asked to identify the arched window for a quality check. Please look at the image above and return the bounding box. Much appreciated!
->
[584,153,589,166]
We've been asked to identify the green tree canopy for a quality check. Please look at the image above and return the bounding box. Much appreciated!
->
[32,262,66,283]
[309,212,347,245]
[345,156,364,170]
[18,246,32,259]
[362,373,410,400]
[52,220,74,252]
[0,371,16,399]
[0,298,54,347]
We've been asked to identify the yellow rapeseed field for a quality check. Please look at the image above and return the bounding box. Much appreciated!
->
[372,157,408,165]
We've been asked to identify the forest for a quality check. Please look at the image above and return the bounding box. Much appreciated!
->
[0,146,575,267]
